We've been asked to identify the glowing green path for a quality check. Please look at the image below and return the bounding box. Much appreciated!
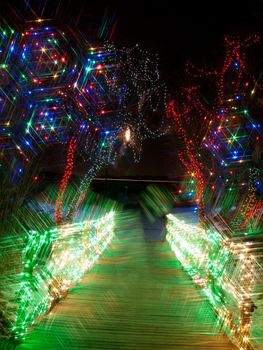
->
[17,210,236,350]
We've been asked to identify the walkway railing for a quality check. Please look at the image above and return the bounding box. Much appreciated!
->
[1,212,115,341]
[166,213,262,350]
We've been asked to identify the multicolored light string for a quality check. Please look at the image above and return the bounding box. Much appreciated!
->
[166,213,259,350]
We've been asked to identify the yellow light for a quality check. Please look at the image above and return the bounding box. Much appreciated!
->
[125,127,131,142]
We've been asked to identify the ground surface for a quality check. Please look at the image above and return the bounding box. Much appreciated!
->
[17,208,237,350]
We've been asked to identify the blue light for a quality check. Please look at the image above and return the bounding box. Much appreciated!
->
[105,131,109,135]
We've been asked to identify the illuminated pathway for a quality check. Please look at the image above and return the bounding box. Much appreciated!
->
[18,209,237,350]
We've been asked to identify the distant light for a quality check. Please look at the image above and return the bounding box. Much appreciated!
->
[125,127,131,142]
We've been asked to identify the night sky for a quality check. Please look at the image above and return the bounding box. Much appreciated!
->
[2,0,263,178]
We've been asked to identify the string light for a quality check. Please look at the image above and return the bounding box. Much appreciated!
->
[166,214,257,350]
[9,212,115,340]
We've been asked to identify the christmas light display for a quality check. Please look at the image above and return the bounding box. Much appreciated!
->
[166,213,262,350]
[3,211,114,340]
[0,22,167,223]
[167,34,263,350]
[65,44,167,217]
[0,18,166,343]
[168,35,263,232]
[1,8,262,350]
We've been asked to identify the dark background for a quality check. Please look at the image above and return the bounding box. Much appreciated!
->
[1,0,263,178]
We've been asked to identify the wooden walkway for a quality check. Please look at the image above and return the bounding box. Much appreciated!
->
[17,210,237,350]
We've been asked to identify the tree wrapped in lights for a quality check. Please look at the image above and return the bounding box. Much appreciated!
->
[202,35,263,235]
[168,34,263,233]
[0,21,167,223]
[166,88,213,221]
[64,44,167,219]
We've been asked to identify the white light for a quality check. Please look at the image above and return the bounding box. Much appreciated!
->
[125,127,131,142]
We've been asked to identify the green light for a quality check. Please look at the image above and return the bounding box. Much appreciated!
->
[10,212,115,339]
[166,214,256,349]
